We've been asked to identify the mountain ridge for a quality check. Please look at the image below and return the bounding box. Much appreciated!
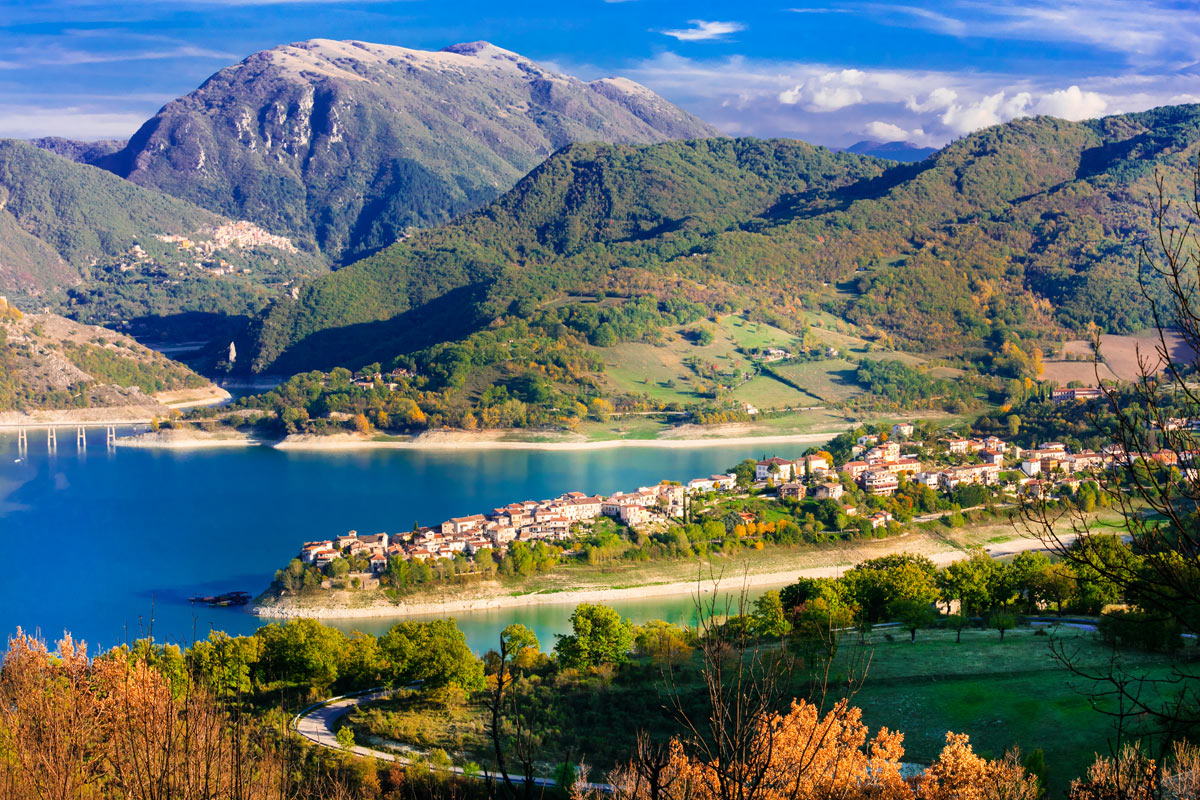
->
[90,38,720,263]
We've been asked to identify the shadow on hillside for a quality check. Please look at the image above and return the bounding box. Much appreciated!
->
[123,311,254,352]
[761,159,934,224]
[266,283,492,374]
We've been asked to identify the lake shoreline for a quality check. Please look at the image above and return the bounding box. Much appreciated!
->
[111,427,847,453]
[249,532,1058,622]
[0,385,231,427]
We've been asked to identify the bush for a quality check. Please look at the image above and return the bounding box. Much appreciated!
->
[1098,609,1183,652]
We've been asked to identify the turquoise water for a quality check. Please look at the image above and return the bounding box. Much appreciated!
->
[0,431,793,653]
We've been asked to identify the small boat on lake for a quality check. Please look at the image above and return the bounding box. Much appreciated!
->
[188,591,252,607]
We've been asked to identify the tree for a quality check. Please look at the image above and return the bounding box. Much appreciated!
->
[589,397,614,422]
[474,547,497,575]
[842,553,939,623]
[379,619,484,692]
[937,551,995,616]
[326,556,350,579]
[791,593,858,661]
[633,620,694,666]
[1033,562,1077,616]
[1009,551,1053,614]
[254,619,347,691]
[943,613,970,644]
[340,631,385,687]
[1021,167,1200,752]
[990,611,1017,642]
[587,704,1039,800]
[554,603,634,669]
[488,623,546,800]
[751,590,792,639]
[890,598,936,643]
[186,631,260,698]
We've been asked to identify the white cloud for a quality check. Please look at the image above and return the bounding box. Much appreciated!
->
[779,69,869,112]
[47,44,237,65]
[875,5,968,37]
[848,0,1200,65]
[0,105,148,139]
[863,120,912,142]
[1034,85,1108,120]
[660,20,746,42]
[906,87,957,113]
[939,90,1033,135]
[602,50,1200,148]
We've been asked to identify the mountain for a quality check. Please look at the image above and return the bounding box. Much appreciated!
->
[29,137,127,164]
[0,297,224,414]
[92,39,720,263]
[238,104,1200,376]
[843,140,936,162]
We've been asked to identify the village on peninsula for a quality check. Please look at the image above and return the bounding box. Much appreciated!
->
[280,394,1136,597]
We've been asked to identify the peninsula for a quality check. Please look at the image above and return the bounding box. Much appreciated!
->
[254,413,1120,619]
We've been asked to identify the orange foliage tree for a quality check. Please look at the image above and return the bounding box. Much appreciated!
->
[575,700,1038,800]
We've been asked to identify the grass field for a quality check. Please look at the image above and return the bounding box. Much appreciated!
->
[730,374,817,407]
[836,627,1181,797]
[770,359,862,403]
[595,314,942,412]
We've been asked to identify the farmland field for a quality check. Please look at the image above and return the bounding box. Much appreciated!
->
[1046,330,1196,384]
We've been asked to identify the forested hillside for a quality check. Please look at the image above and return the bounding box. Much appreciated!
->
[0,139,327,345]
[0,139,222,293]
[92,39,718,262]
[244,105,1200,376]
[245,137,886,373]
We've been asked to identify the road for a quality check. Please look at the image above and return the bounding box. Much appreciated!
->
[292,688,609,791]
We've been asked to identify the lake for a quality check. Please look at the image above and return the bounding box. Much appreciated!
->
[0,430,801,654]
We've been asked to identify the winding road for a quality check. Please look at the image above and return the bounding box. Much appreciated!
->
[292,688,606,791]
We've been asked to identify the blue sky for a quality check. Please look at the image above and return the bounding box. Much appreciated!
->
[2,0,1199,146]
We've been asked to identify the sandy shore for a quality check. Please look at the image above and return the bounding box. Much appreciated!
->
[113,429,262,448]
[273,429,846,452]
[99,426,847,452]
[0,385,230,427]
[155,386,232,409]
[250,532,1058,621]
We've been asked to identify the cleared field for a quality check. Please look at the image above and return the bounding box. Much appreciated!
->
[600,316,796,402]
[1049,330,1196,383]
[718,315,801,350]
[730,374,817,408]
[597,314,932,408]
[770,359,863,402]
[601,341,700,403]
[743,408,858,435]
[1040,359,1119,385]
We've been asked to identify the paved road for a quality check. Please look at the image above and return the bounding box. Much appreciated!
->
[292,688,608,791]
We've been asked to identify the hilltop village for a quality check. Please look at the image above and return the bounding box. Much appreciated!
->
[284,412,1135,589]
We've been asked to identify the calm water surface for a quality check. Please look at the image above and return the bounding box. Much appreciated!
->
[0,431,797,653]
